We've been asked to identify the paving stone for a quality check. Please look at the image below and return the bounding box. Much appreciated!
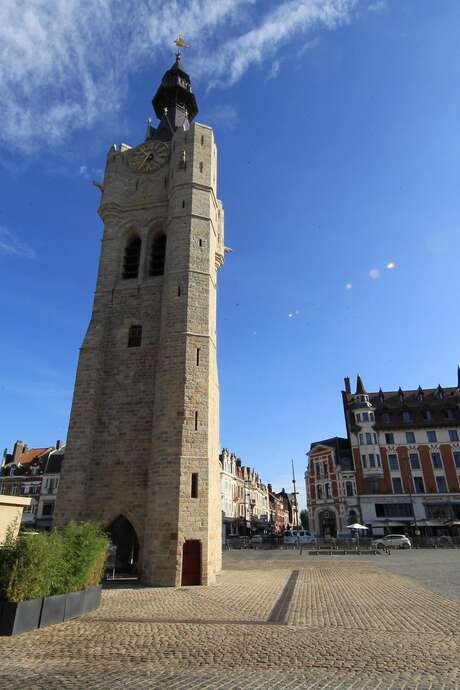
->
[0,554,459,689]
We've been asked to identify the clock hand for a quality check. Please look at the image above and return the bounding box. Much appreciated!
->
[138,152,153,170]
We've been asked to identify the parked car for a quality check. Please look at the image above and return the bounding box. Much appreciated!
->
[283,530,316,545]
[372,534,412,549]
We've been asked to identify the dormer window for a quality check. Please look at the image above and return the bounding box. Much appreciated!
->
[362,412,369,422]
[423,409,432,421]
[383,413,391,424]
[403,411,412,423]
[356,413,361,422]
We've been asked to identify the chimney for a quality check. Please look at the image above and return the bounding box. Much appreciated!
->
[13,441,26,463]
[56,440,62,450]
[344,377,351,394]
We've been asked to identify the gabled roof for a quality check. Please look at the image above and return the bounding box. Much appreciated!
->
[16,448,51,466]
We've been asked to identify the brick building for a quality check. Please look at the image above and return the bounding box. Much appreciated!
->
[307,437,357,538]
[306,369,460,539]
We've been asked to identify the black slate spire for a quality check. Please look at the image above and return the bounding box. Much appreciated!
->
[355,374,367,395]
[150,52,198,140]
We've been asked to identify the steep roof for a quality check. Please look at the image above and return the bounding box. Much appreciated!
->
[309,437,354,471]
[16,448,51,466]
[343,384,460,429]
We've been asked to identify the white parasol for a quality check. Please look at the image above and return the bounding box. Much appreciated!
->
[347,523,368,530]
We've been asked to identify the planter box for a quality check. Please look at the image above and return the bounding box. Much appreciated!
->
[83,585,102,613]
[39,593,66,628]
[0,585,102,635]
[64,590,85,621]
[0,598,43,636]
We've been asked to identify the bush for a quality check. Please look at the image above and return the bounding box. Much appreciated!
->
[0,522,109,602]
[60,522,109,592]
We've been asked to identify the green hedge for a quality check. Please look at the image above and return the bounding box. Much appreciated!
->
[0,522,109,602]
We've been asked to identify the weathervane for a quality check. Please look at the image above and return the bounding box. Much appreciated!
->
[174,36,189,61]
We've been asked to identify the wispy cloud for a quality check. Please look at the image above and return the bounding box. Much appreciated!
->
[0,0,359,153]
[368,0,387,12]
[266,60,281,81]
[199,0,358,87]
[207,105,240,131]
[0,227,36,259]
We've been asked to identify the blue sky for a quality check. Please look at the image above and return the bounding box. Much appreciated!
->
[1,0,460,508]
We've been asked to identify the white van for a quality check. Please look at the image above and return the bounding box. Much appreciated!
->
[283,529,316,545]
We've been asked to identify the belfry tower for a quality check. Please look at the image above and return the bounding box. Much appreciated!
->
[55,52,225,586]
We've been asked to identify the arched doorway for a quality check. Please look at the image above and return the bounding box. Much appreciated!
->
[107,515,139,574]
[318,509,337,538]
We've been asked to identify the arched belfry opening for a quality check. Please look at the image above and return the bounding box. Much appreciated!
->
[150,232,167,276]
[123,236,142,279]
[107,515,139,574]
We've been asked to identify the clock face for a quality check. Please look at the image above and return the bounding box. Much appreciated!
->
[128,141,169,173]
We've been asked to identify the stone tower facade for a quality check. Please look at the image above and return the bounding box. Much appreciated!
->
[55,54,225,586]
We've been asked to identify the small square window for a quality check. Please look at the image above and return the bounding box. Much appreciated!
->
[406,432,415,444]
[410,453,420,470]
[385,433,394,445]
[414,476,425,494]
[389,454,399,471]
[128,325,142,348]
[427,430,437,443]
[448,430,459,442]
[432,452,442,469]
[392,477,403,494]
[436,475,447,493]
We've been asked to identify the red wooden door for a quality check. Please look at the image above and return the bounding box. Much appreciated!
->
[181,540,201,586]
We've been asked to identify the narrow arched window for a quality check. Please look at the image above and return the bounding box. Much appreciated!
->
[150,233,166,276]
[123,236,141,279]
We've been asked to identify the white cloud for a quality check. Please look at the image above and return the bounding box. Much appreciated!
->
[368,0,387,12]
[0,0,358,153]
[386,261,396,269]
[369,268,380,279]
[0,227,36,259]
[266,60,281,81]
[345,282,353,289]
[207,105,240,131]
[199,0,358,87]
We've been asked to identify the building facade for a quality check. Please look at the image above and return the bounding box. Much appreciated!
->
[0,442,64,529]
[306,369,460,539]
[54,52,225,586]
[306,437,358,538]
[220,449,269,536]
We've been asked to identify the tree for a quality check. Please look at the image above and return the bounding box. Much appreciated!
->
[300,509,309,530]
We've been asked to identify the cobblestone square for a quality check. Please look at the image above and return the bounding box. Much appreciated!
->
[1,550,459,689]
